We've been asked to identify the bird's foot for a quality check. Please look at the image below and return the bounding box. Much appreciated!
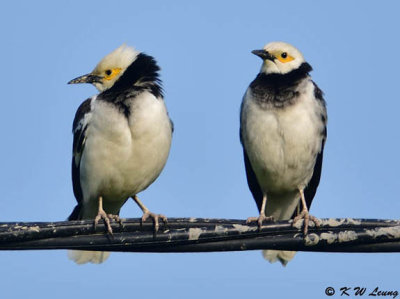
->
[246,213,274,229]
[94,210,118,234]
[141,211,167,232]
[107,214,124,226]
[293,210,321,235]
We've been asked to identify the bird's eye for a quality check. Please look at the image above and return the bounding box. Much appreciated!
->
[103,68,122,81]
[277,52,294,63]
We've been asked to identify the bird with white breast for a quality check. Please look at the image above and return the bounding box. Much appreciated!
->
[67,44,173,264]
[240,41,327,265]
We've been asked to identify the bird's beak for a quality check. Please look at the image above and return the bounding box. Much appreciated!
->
[251,49,275,61]
[68,73,103,85]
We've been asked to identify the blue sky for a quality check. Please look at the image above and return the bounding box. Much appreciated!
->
[1,1,400,298]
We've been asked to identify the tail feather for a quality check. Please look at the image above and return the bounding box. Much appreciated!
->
[68,250,110,265]
[261,192,301,266]
[262,250,296,266]
[67,206,110,265]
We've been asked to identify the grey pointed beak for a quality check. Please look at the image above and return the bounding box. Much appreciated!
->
[251,49,275,61]
[68,74,103,85]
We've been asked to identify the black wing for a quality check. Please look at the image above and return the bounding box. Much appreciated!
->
[242,149,264,212]
[293,81,327,217]
[240,120,264,212]
[68,98,92,220]
[302,134,326,212]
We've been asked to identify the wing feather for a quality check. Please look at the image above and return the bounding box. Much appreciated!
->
[240,120,264,212]
[293,81,327,217]
[68,98,92,220]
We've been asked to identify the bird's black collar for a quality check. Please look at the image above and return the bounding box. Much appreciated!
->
[106,53,163,98]
[99,53,163,118]
[249,62,313,109]
[254,62,312,88]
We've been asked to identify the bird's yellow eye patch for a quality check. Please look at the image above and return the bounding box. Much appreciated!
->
[276,52,295,63]
[104,68,122,80]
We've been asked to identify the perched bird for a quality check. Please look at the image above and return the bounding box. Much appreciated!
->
[67,44,173,264]
[240,41,327,266]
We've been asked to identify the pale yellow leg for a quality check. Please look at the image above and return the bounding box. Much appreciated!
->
[94,196,115,234]
[293,189,321,235]
[246,194,274,229]
[132,195,167,232]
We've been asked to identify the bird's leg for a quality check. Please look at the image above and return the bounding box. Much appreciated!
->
[94,196,115,234]
[293,189,321,235]
[132,195,167,232]
[107,213,124,229]
[246,194,274,229]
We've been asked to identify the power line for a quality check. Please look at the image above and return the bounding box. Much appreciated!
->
[1,218,399,253]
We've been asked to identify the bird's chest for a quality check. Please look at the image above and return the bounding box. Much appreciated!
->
[81,94,172,200]
[242,91,323,192]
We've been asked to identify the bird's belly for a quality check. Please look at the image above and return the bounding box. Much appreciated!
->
[244,103,322,193]
[82,140,169,201]
[80,101,172,208]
